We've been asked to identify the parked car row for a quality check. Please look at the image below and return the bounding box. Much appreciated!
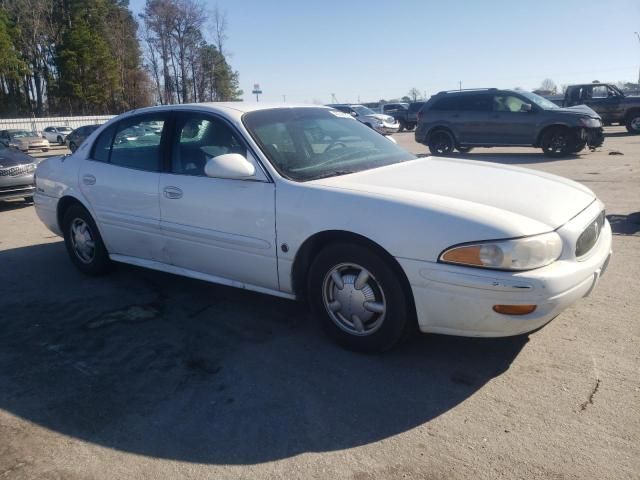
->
[325,104,400,135]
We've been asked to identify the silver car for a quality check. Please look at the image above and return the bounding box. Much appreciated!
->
[0,129,50,152]
[0,143,37,201]
[326,104,399,135]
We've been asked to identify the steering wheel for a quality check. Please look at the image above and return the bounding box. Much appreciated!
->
[323,141,347,153]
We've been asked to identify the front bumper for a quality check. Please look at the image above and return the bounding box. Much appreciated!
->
[584,127,604,149]
[0,172,35,200]
[374,123,400,135]
[398,201,612,337]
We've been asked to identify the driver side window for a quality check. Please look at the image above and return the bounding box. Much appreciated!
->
[171,113,247,176]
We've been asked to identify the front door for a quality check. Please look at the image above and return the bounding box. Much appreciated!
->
[487,93,538,145]
[78,113,168,261]
[159,112,279,291]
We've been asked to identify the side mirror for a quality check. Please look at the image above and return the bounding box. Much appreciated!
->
[204,153,255,180]
[520,103,533,112]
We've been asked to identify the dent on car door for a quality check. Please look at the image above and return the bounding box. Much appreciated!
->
[78,114,168,261]
[159,112,279,290]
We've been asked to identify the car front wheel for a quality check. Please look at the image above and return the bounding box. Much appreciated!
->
[308,243,411,353]
[57,136,64,145]
[540,127,574,157]
[62,204,111,275]
[69,142,77,152]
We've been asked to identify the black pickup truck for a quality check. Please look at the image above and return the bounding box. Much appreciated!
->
[381,102,426,132]
[552,83,640,133]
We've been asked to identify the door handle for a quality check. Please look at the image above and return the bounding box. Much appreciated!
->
[163,186,183,199]
[82,174,96,185]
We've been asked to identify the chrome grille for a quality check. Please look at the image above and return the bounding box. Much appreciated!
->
[0,165,35,177]
[576,210,605,257]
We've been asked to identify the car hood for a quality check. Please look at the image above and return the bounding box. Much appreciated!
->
[0,148,36,167]
[311,157,595,233]
[12,136,43,143]
[555,105,601,118]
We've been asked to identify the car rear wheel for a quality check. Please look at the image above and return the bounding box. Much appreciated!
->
[308,243,410,353]
[540,127,574,157]
[625,113,640,134]
[405,123,416,131]
[62,204,111,275]
[69,142,77,152]
[428,129,455,155]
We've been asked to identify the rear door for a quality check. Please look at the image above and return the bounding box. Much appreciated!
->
[447,94,492,144]
[78,113,169,261]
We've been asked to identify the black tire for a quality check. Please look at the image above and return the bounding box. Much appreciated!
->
[23,196,34,203]
[428,129,455,155]
[398,120,406,133]
[457,146,474,153]
[405,123,416,131]
[625,112,640,134]
[42,148,48,152]
[571,140,587,153]
[69,142,77,152]
[62,204,111,275]
[540,127,574,158]
[308,243,411,353]
[57,135,64,145]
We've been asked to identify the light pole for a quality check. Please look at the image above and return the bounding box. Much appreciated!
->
[635,32,640,85]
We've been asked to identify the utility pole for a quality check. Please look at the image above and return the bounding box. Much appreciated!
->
[635,32,640,85]
[331,93,338,103]
[282,95,286,103]
[459,80,462,91]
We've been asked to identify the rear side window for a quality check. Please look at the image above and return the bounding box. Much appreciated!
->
[431,94,491,112]
[109,116,166,171]
[91,125,116,162]
[431,96,467,111]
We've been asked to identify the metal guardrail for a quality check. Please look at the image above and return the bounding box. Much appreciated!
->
[0,115,114,134]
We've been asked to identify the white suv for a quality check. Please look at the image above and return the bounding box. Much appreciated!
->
[42,126,73,145]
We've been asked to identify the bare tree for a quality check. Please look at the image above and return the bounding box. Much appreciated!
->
[408,87,421,102]
[539,78,557,94]
[211,5,228,57]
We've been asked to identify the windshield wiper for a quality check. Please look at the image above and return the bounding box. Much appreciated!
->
[308,169,358,180]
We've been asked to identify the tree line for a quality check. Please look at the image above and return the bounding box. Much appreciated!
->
[0,0,242,118]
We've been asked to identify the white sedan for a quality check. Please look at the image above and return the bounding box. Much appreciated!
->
[33,103,612,352]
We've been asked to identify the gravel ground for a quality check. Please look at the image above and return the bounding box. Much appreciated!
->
[0,127,638,479]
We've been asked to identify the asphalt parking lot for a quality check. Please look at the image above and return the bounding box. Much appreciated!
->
[1,128,638,479]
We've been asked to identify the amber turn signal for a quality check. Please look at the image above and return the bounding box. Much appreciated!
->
[492,304,537,315]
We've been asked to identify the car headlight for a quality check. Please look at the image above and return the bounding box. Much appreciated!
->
[439,231,563,271]
[579,117,600,127]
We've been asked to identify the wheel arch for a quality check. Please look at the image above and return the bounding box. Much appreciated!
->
[56,194,91,232]
[425,125,457,145]
[535,123,573,147]
[290,230,416,319]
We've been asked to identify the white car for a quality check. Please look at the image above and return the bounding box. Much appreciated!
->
[33,103,612,352]
[327,104,399,135]
[42,126,73,145]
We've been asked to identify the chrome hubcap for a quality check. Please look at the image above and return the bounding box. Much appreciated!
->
[70,218,95,264]
[631,117,640,130]
[322,263,386,336]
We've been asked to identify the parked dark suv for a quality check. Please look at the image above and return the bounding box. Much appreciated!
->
[415,89,604,157]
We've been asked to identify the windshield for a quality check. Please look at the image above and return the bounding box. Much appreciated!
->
[519,91,559,110]
[11,130,33,138]
[243,108,415,182]
[58,127,73,132]
[352,105,376,116]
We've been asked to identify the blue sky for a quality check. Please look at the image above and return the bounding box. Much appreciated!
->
[129,0,640,104]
